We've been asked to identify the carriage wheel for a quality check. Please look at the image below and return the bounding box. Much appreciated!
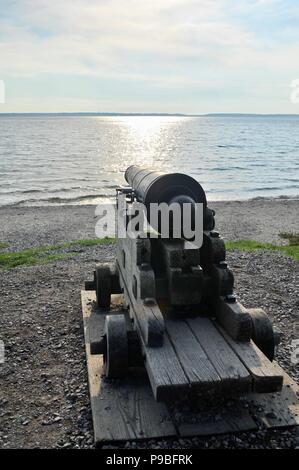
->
[95,265,112,309]
[103,314,128,378]
[248,308,275,361]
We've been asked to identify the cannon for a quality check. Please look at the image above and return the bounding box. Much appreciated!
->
[86,166,282,402]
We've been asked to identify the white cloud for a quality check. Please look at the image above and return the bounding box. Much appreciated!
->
[0,0,260,78]
[1,0,299,112]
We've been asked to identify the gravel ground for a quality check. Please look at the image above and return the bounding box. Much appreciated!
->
[0,198,298,251]
[0,201,298,449]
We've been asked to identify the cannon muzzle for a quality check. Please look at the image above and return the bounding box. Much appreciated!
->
[124,165,215,233]
[125,165,207,209]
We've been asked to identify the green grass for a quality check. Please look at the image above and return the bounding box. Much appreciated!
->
[1,234,297,269]
[226,239,299,261]
[75,237,115,247]
[40,252,78,264]
[279,232,299,246]
[0,241,9,250]
[40,237,116,252]
[0,237,115,270]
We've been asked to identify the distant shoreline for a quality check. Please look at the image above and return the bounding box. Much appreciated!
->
[1,112,299,118]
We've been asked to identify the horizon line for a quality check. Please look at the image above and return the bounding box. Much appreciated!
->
[1,112,299,117]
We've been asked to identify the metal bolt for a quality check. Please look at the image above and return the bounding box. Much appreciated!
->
[225,294,237,303]
[218,261,228,269]
[210,230,220,238]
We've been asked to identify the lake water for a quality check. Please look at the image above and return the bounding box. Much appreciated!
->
[0,114,298,206]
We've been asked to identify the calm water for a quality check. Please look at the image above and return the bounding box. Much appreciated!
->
[0,115,298,206]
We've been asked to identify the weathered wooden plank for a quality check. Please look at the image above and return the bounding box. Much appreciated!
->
[132,299,165,347]
[165,318,222,392]
[246,363,299,428]
[145,334,191,402]
[117,258,165,347]
[82,289,298,443]
[187,317,252,394]
[81,290,176,443]
[177,407,257,437]
[218,326,283,393]
[214,297,252,342]
[91,374,175,443]
[88,311,106,354]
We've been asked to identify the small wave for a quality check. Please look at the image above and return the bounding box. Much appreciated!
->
[284,178,299,183]
[217,144,243,149]
[248,163,267,168]
[14,193,112,205]
[208,166,245,172]
[21,189,41,194]
[247,185,299,192]
[251,194,299,201]
[0,186,100,196]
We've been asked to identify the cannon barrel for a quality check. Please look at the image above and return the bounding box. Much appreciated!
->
[125,165,207,209]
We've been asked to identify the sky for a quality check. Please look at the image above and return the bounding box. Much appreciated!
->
[0,0,299,113]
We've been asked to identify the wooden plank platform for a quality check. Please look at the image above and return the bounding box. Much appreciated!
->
[186,317,252,394]
[144,334,190,401]
[82,291,176,444]
[246,366,299,429]
[218,326,284,393]
[81,290,299,445]
[176,404,257,437]
[165,318,222,392]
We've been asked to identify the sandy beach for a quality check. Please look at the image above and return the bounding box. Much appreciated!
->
[0,199,298,449]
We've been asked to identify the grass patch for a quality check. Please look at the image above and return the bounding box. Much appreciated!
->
[226,239,299,261]
[1,234,297,269]
[75,237,115,247]
[0,248,43,269]
[42,237,116,251]
[0,237,115,270]
[40,252,78,264]
[0,241,9,250]
[279,232,299,246]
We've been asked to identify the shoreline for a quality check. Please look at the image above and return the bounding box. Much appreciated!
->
[0,193,298,210]
[0,194,298,211]
[0,198,298,251]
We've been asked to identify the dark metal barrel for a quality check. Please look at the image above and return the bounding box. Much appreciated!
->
[125,165,207,209]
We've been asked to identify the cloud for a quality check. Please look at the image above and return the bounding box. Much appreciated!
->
[1,0,299,112]
[0,0,260,78]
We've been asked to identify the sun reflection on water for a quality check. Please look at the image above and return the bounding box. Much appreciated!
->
[101,115,192,169]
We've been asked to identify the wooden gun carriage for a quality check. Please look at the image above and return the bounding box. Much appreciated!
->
[85,166,284,404]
